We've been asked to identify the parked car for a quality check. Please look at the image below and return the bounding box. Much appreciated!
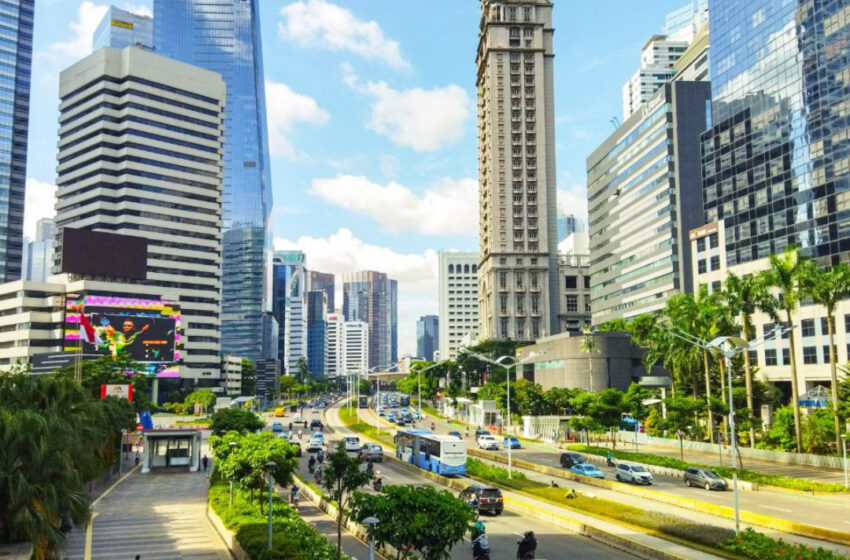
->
[344,436,361,452]
[570,463,606,479]
[358,443,383,462]
[503,436,521,449]
[478,435,500,450]
[615,463,653,485]
[448,430,463,439]
[559,452,585,469]
[459,484,504,515]
[272,422,284,433]
[684,467,727,490]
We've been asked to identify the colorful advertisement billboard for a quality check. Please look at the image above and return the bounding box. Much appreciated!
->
[65,295,181,378]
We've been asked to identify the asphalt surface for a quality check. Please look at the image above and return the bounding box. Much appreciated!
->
[283,402,639,560]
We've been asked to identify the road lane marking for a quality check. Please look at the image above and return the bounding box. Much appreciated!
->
[761,505,792,513]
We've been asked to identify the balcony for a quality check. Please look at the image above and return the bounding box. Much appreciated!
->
[530,284,541,292]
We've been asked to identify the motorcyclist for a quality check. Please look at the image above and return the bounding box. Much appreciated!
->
[373,470,383,491]
[472,527,490,560]
[606,451,615,467]
[365,461,374,478]
[290,484,300,505]
[430,422,436,431]
[471,518,486,541]
[516,531,537,559]
[317,449,325,463]
[308,455,316,473]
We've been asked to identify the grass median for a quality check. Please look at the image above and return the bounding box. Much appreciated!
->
[467,458,846,560]
[337,406,396,447]
[566,444,849,493]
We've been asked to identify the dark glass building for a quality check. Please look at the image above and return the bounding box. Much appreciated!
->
[0,1,33,282]
[306,290,327,376]
[416,315,439,361]
[343,271,397,369]
[702,0,850,266]
[154,0,273,362]
[307,270,335,311]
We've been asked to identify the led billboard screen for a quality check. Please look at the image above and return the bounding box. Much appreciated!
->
[60,228,148,281]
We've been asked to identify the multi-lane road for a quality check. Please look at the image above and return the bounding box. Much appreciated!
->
[288,401,640,560]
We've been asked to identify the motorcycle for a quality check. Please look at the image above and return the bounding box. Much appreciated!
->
[516,531,537,559]
[472,534,490,560]
[373,477,383,491]
[606,455,615,467]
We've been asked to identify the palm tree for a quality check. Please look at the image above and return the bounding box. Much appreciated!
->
[581,328,600,392]
[722,272,776,446]
[763,247,807,453]
[800,261,850,453]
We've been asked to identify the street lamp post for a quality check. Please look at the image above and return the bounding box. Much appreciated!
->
[842,434,848,489]
[266,461,276,550]
[369,364,399,434]
[362,516,379,560]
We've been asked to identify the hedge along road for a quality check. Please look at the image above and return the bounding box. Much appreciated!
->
[312,402,638,560]
[411,407,850,539]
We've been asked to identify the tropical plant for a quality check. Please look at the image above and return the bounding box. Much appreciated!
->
[349,484,475,560]
[762,246,808,452]
[184,388,217,413]
[320,441,372,560]
[210,407,264,435]
[722,271,776,446]
[52,351,152,413]
[587,388,627,447]
[581,328,600,391]
[241,358,257,396]
[296,357,311,385]
[799,261,850,452]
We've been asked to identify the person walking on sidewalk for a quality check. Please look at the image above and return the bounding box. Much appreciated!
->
[202,455,209,472]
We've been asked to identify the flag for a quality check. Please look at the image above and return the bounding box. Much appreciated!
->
[79,312,103,347]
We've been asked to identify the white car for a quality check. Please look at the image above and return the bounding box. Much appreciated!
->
[478,435,500,450]
[307,436,323,452]
[344,436,361,452]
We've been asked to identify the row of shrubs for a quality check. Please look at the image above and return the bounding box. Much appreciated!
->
[466,457,847,560]
[209,474,344,560]
[567,445,849,493]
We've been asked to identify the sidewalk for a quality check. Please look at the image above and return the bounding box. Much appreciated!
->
[286,495,372,560]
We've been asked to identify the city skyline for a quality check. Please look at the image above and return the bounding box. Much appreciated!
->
[24,0,691,355]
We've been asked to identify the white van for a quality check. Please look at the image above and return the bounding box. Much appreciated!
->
[293,412,303,423]
[344,436,361,452]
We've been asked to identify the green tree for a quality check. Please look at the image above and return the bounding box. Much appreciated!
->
[801,407,836,454]
[581,328,600,391]
[511,378,550,416]
[53,351,152,413]
[184,388,217,414]
[321,441,372,560]
[587,388,626,447]
[800,261,850,452]
[543,387,576,414]
[296,357,311,384]
[722,271,776,446]
[279,375,297,397]
[765,405,798,452]
[656,395,704,459]
[623,382,652,422]
[241,358,257,396]
[208,431,298,513]
[210,407,264,435]
[350,485,475,560]
[763,247,808,452]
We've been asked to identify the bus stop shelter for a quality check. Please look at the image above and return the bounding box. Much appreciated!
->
[140,428,202,473]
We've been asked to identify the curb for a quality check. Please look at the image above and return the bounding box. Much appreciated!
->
[205,505,251,560]
[469,448,850,548]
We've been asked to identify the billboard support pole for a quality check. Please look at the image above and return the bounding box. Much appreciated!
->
[75,305,84,385]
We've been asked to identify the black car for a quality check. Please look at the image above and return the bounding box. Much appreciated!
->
[459,484,503,515]
[684,467,728,490]
[310,418,323,430]
[560,452,585,468]
[474,429,491,439]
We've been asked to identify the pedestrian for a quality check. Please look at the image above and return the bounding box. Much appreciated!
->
[202,455,209,472]
[135,452,140,466]
[135,555,141,560]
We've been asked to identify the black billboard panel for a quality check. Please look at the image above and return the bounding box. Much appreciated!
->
[60,228,147,280]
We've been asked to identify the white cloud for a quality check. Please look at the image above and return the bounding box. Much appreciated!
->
[264,80,329,159]
[378,154,400,179]
[120,3,152,18]
[557,183,589,225]
[308,174,477,236]
[273,228,438,355]
[46,1,108,59]
[24,178,57,239]
[278,0,409,69]
[344,66,471,152]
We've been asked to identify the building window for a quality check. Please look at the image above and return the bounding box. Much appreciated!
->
[801,319,815,337]
[823,345,834,363]
[821,317,834,335]
[584,276,590,289]
[696,237,706,252]
[530,272,538,288]
[803,346,817,364]
[499,295,507,313]
[781,349,790,365]
[531,319,539,338]
[711,280,721,292]
[698,259,706,274]
[565,276,577,289]
[531,294,539,314]
[516,294,525,313]
[566,295,578,312]
[499,272,507,289]
[748,349,758,366]
[500,319,508,338]
[710,255,720,270]
[764,349,777,366]
[516,318,525,335]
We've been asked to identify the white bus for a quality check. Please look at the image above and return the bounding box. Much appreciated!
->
[395,429,467,476]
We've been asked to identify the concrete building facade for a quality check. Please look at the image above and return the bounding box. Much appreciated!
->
[438,251,479,360]
[55,46,225,382]
[342,320,368,375]
[221,355,242,396]
[342,271,396,368]
[557,253,591,335]
[476,0,560,342]
[325,313,343,377]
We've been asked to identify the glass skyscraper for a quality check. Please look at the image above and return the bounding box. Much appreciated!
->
[702,0,850,266]
[154,0,273,362]
[92,6,153,51]
[343,271,397,369]
[306,290,327,376]
[0,1,33,282]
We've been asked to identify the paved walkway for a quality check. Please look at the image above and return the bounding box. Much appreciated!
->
[287,493,372,560]
[65,469,230,560]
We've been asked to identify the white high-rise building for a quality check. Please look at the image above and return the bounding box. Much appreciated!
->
[22,219,55,282]
[325,312,343,377]
[477,0,560,342]
[438,251,479,360]
[342,321,368,375]
[55,47,225,381]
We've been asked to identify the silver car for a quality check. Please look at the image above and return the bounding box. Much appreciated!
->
[615,463,653,485]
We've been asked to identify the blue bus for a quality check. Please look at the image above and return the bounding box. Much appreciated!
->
[395,429,467,476]
[400,395,410,407]
[358,396,368,408]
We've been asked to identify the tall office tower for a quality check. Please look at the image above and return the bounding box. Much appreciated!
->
[588,81,711,325]
[342,320,368,375]
[0,1,33,282]
[556,213,584,242]
[22,219,54,282]
[477,0,560,342]
[307,271,335,311]
[621,1,708,119]
[702,0,850,269]
[416,315,439,361]
[55,47,225,381]
[154,0,273,363]
[306,290,327,376]
[325,313,343,377]
[438,251,479,360]
[271,251,306,373]
[342,271,396,368]
[92,6,153,51]
[389,279,398,364]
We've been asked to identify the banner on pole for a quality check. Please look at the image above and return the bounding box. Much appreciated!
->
[101,383,134,401]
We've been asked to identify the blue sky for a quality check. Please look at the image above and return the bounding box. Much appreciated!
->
[25,0,689,354]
